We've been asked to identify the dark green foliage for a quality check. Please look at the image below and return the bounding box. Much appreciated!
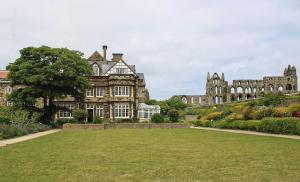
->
[167,97,187,110]
[0,123,51,139]
[296,122,300,135]
[93,117,103,124]
[7,46,93,124]
[255,93,287,107]
[145,99,158,105]
[73,109,87,123]
[52,118,77,128]
[151,113,164,123]
[168,109,179,123]
[258,117,299,135]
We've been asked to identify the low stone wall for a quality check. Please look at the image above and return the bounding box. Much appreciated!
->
[63,123,190,130]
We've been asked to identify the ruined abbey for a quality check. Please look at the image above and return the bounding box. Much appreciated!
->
[175,65,298,106]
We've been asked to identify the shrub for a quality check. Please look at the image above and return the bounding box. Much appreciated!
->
[288,103,300,113]
[168,109,179,123]
[242,106,253,120]
[259,117,300,135]
[215,120,228,129]
[0,116,10,124]
[272,107,290,117]
[234,114,244,120]
[228,120,240,129]
[292,111,300,118]
[247,120,262,131]
[194,120,209,127]
[53,118,77,128]
[0,123,51,139]
[151,113,164,123]
[296,122,300,135]
[206,112,223,121]
[73,109,87,123]
[93,117,103,124]
[10,110,31,124]
[256,93,287,106]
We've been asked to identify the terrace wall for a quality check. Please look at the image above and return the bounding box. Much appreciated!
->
[63,123,190,130]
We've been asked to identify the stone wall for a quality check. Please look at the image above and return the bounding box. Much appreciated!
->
[63,123,190,130]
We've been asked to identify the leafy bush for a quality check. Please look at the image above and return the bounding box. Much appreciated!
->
[10,110,31,124]
[0,117,10,124]
[242,106,253,120]
[168,109,179,122]
[151,113,164,123]
[272,107,290,117]
[205,112,223,120]
[288,103,300,113]
[256,94,287,106]
[73,109,87,123]
[292,111,300,118]
[259,117,300,135]
[234,113,244,120]
[0,123,51,139]
[247,120,262,131]
[215,120,228,129]
[93,117,103,124]
[296,122,300,135]
[194,120,209,127]
[52,118,77,128]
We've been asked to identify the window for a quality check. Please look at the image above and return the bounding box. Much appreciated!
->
[182,97,187,104]
[4,86,12,94]
[237,87,243,94]
[96,105,104,118]
[96,87,104,97]
[199,97,202,104]
[93,64,100,76]
[191,97,194,104]
[86,88,94,97]
[116,68,125,74]
[59,104,75,118]
[113,86,129,96]
[231,87,235,94]
[113,103,129,118]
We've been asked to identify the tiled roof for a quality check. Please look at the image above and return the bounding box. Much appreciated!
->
[88,51,104,62]
[0,71,9,79]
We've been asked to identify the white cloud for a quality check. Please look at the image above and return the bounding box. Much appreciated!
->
[0,0,299,99]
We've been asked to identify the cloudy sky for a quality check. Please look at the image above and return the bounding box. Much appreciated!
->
[0,0,299,99]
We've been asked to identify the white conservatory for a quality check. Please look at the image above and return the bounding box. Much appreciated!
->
[137,103,160,121]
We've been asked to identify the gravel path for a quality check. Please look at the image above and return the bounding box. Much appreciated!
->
[0,129,61,147]
[191,127,300,140]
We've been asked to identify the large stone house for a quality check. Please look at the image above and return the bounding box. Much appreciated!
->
[0,46,161,122]
[175,65,298,106]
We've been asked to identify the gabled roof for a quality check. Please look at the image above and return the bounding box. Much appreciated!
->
[104,60,137,76]
[88,51,104,62]
[0,71,9,79]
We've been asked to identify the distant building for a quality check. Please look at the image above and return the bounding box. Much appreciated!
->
[138,103,160,121]
[175,65,298,106]
[0,46,161,122]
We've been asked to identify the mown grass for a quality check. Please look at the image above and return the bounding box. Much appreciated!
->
[0,129,300,182]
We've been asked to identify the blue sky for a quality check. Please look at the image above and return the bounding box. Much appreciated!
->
[0,0,299,99]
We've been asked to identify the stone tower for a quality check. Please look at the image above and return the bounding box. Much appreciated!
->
[283,65,298,93]
[206,72,228,105]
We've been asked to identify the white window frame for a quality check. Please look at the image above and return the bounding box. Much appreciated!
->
[86,88,94,97]
[113,103,129,118]
[113,86,130,97]
[96,87,104,97]
[95,105,104,118]
[4,86,12,94]
[59,104,75,118]
[93,64,100,76]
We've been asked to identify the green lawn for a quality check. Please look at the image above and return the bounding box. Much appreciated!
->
[0,129,300,182]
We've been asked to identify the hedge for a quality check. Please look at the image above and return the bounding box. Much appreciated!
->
[0,123,51,139]
[194,117,300,135]
[259,117,300,135]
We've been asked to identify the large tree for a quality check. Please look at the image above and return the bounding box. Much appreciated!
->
[7,46,92,123]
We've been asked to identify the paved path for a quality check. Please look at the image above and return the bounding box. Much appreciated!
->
[0,129,61,147]
[191,127,300,140]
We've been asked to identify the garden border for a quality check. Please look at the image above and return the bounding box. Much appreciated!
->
[63,123,190,130]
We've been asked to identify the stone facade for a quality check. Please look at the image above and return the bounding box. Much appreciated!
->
[0,46,150,121]
[175,65,298,106]
[54,46,150,121]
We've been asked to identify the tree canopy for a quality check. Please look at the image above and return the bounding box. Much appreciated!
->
[7,46,93,123]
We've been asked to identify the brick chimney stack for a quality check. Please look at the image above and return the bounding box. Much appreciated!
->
[112,53,123,62]
[102,45,108,61]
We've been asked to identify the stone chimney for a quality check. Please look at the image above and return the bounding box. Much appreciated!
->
[112,53,123,62]
[102,45,107,61]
